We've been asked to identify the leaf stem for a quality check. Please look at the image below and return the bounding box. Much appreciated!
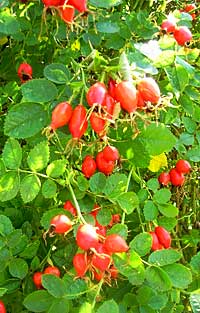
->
[91,279,104,310]
[67,181,87,224]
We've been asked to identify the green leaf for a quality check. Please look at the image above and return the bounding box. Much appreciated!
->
[0,160,6,176]
[103,173,127,198]
[165,64,189,95]
[140,123,177,156]
[148,249,182,266]
[44,63,71,84]
[2,138,22,170]
[46,160,66,178]
[190,293,200,313]
[42,180,57,199]
[42,275,67,298]
[20,240,40,259]
[23,290,53,312]
[21,79,58,103]
[0,171,20,202]
[4,102,48,139]
[143,200,158,221]
[89,0,122,8]
[147,178,159,192]
[89,172,107,193]
[130,233,152,257]
[107,224,128,239]
[153,189,171,204]
[9,258,28,279]
[163,264,192,289]
[63,275,87,299]
[145,267,172,292]
[0,247,12,271]
[149,294,168,310]
[27,141,49,172]
[186,146,200,162]
[157,203,178,218]
[79,302,93,313]
[97,299,119,313]
[48,298,70,313]
[154,50,175,67]
[20,174,41,203]
[0,12,20,34]
[77,176,89,192]
[190,251,200,274]
[97,21,120,33]
[0,288,8,297]
[7,229,22,248]
[0,215,13,236]
[116,192,139,214]
[96,208,112,226]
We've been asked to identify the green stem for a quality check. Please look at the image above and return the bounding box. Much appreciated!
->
[121,167,134,225]
[91,279,104,310]
[68,182,87,224]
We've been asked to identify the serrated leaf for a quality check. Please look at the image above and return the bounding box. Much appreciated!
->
[42,275,68,298]
[0,247,12,271]
[2,138,22,170]
[44,63,71,84]
[163,264,192,289]
[20,240,40,259]
[42,180,57,199]
[130,233,152,257]
[9,258,28,279]
[23,290,53,312]
[145,266,172,292]
[107,224,128,239]
[96,208,112,226]
[97,300,119,313]
[97,21,120,33]
[148,249,182,266]
[48,298,70,313]
[46,160,66,178]
[140,123,177,156]
[21,79,58,103]
[63,275,87,299]
[27,141,49,172]
[103,173,127,198]
[157,203,178,218]
[0,12,20,34]
[190,251,200,274]
[0,171,20,202]
[190,293,200,313]
[116,192,139,214]
[0,215,13,236]
[143,200,158,221]
[20,174,41,203]
[4,102,48,139]
[89,172,107,193]
[153,189,171,204]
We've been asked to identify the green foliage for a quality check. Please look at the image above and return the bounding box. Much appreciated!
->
[0,0,199,312]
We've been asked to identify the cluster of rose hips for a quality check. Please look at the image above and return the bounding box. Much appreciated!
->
[82,145,120,178]
[42,0,87,24]
[149,226,171,251]
[158,159,191,187]
[180,3,197,20]
[33,265,61,289]
[161,12,193,46]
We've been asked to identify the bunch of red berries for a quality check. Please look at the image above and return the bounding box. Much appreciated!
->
[33,265,61,289]
[158,159,191,187]
[149,226,171,251]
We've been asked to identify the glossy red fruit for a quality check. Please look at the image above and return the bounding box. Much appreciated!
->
[149,232,163,251]
[50,102,73,130]
[50,214,72,234]
[103,94,115,117]
[68,0,87,12]
[63,200,77,216]
[17,63,32,83]
[115,81,138,113]
[92,243,111,272]
[173,27,192,46]
[33,272,43,289]
[136,90,146,109]
[108,78,117,99]
[68,105,88,139]
[96,152,115,176]
[0,301,6,313]
[169,168,185,186]
[82,155,97,178]
[93,269,104,281]
[112,214,121,224]
[155,226,171,249]
[90,112,106,136]
[86,82,107,107]
[96,224,107,237]
[73,253,89,277]
[44,266,60,277]
[137,78,160,104]
[161,18,176,33]
[76,224,99,250]
[158,172,171,186]
[102,146,119,162]
[42,0,61,6]
[184,4,196,19]
[175,159,191,174]
[60,6,75,24]
[104,234,129,253]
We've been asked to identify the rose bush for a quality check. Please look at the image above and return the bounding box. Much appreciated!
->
[0,0,199,312]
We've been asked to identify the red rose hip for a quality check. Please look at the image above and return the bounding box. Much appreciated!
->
[82,155,96,178]
[169,168,185,186]
[155,226,171,249]
[158,172,171,186]
[175,159,191,174]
